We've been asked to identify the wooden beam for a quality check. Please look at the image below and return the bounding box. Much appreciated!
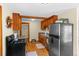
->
[20,15,47,19]
[22,22,30,24]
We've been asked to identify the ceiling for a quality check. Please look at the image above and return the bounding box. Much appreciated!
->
[7,3,79,17]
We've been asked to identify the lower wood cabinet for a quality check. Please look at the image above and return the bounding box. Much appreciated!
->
[38,33,48,50]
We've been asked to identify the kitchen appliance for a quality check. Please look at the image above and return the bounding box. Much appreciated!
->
[48,23,73,56]
[6,35,26,56]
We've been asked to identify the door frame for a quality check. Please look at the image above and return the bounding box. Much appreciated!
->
[0,5,2,56]
[20,22,30,42]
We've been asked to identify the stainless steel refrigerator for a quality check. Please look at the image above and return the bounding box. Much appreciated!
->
[48,23,73,56]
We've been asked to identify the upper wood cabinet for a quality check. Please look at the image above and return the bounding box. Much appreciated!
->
[12,13,22,30]
[41,15,58,30]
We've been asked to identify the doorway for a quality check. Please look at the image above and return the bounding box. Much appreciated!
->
[20,22,30,42]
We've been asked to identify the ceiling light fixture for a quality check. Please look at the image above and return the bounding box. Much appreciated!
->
[31,19,35,21]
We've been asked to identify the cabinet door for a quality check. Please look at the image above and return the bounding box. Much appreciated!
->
[46,20,49,27]
[41,21,45,30]
[41,20,47,30]
[45,20,47,28]
[41,15,58,30]
[41,21,43,30]
[43,21,46,29]
[12,13,21,30]
[52,16,58,24]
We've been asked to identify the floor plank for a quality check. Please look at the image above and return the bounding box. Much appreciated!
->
[26,42,48,56]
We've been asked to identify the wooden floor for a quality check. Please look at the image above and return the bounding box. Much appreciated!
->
[26,42,48,56]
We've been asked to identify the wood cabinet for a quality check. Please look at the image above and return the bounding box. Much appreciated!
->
[38,33,48,50]
[12,13,22,30]
[41,15,58,30]
[0,6,2,56]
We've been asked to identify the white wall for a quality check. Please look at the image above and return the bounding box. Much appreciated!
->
[77,7,79,56]
[57,8,77,56]
[1,4,13,56]
[30,20,41,41]
[22,19,41,41]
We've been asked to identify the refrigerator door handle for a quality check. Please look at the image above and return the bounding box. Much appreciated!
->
[51,39,53,44]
